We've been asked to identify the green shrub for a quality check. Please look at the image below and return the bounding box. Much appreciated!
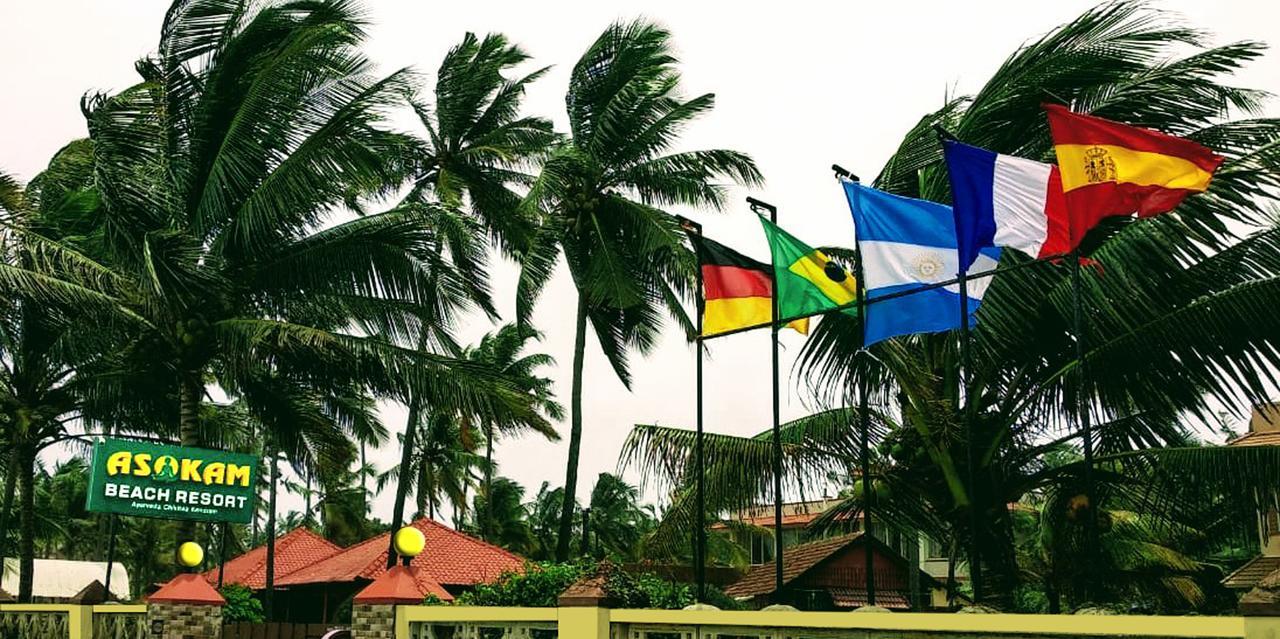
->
[455,561,725,610]
[702,585,746,611]
[456,562,587,607]
[219,584,264,622]
[603,568,693,609]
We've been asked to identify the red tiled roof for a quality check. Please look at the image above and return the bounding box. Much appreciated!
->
[202,527,342,589]
[725,533,862,598]
[711,512,828,530]
[829,587,911,609]
[1228,431,1280,447]
[276,518,524,589]
[149,573,226,605]
[354,565,452,604]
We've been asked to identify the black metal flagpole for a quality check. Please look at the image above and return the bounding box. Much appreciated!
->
[958,267,984,603]
[748,196,786,597]
[265,446,279,620]
[217,521,228,589]
[857,316,876,608]
[1071,248,1099,598]
[932,125,984,603]
[844,173,877,608]
[103,514,117,598]
[679,216,708,603]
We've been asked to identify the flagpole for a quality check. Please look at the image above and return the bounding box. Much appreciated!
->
[1071,248,1099,599]
[937,124,984,604]
[958,269,983,604]
[748,196,786,597]
[856,293,876,608]
[842,172,876,608]
[103,514,117,599]
[680,217,708,603]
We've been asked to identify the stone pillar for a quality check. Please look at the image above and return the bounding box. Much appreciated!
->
[145,573,225,639]
[351,603,398,639]
[557,568,613,639]
[352,565,428,639]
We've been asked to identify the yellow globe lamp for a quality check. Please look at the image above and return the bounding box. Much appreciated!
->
[392,526,425,559]
[177,541,204,568]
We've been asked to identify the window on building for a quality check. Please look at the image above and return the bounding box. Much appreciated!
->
[925,536,947,559]
[750,534,774,565]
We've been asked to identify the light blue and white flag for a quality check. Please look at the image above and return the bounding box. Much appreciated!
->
[841,181,1000,346]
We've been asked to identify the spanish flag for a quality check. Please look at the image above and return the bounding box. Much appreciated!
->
[1045,103,1224,246]
[693,234,808,337]
[759,217,859,322]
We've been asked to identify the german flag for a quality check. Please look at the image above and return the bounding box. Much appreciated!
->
[1045,104,1224,245]
[693,234,808,337]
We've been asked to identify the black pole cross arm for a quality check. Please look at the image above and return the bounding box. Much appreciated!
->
[831,165,860,182]
[745,196,776,215]
[674,214,703,235]
[932,124,958,142]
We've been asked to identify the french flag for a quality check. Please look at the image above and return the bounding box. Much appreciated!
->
[943,140,1071,271]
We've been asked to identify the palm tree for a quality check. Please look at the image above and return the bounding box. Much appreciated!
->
[519,19,763,561]
[467,476,536,554]
[46,0,551,553]
[623,3,1280,608]
[459,324,562,540]
[527,482,571,561]
[0,142,157,601]
[386,30,556,550]
[1015,490,1210,612]
[378,413,482,522]
[585,472,655,561]
[406,32,558,256]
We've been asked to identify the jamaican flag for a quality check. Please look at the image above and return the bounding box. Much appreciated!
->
[758,217,858,321]
[692,234,808,337]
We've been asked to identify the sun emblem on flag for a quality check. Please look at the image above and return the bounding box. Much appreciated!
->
[913,253,944,280]
[1083,146,1117,183]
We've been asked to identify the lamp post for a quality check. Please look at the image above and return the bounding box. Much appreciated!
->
[393,526,425,566]
[177,541,205,572]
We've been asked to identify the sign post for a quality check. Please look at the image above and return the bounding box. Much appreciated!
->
[86,438,259,524]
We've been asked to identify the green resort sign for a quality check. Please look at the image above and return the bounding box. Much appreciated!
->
[86,438,259,523]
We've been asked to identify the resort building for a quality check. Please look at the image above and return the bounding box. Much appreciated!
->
[723,533,948,610]
[206,518,524,623]
[716,498,964,584]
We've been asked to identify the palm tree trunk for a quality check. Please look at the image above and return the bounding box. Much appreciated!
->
[0,453,19,582]
[556,294,589,562]
[985,509,1020,609]
[360,442,368,509]
[386,397,422,568]
[485,429,494,542]
[304,470,312,525]
[264,446,279,620]
[416,453,428,520]
[427,461,437,520]
[177,374,201,546]
[457,482,468,530]
[16,441,36,602]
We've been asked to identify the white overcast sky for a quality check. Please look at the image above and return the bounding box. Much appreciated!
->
[2,1,1278,525]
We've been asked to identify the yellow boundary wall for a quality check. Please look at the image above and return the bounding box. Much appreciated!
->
[0,603,146,639]
[397,605,1266,639]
